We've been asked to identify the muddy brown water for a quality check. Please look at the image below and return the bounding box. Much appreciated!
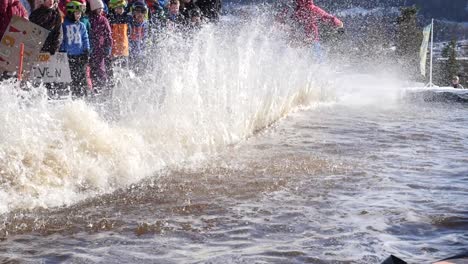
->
[0,102,467,263]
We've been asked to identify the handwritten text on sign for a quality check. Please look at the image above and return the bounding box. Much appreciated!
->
[30,52,72,83]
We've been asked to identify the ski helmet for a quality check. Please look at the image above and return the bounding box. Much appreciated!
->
[131,1,147,13]
[109,0,127,9]
[189,6,201,18]
[66,1,83,15]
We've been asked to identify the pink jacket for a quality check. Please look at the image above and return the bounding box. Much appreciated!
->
[89,13,112,57]
[294,0,342,42]
[0,0,28,38]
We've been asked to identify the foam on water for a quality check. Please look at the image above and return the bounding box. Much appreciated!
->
[332,73,405,107]
[0,11,335,213]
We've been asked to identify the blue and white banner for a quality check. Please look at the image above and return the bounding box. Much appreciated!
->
[419,23,432,76]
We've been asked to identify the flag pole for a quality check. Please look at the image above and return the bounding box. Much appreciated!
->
[429,18,434,87]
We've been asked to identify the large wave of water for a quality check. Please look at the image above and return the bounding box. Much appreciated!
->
[0,10,336,214]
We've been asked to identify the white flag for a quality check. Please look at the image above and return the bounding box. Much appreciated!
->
[420,23,432,76]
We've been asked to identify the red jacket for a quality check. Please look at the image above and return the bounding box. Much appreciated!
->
[0,0,28,39]
[294,0,341,42]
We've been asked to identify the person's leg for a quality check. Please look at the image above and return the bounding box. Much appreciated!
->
[68,56,82,97]
[105,55,115,89]
[0,71,8,82]
[90,55,107,92]
[76,55,88,97]
[0,71,16,82]
[86,65,93,92]
[311,41,326,64]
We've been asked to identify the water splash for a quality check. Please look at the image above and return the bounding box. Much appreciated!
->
[0,11,335,213]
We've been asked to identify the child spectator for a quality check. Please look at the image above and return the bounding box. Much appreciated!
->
[29,0,63,96]
[29,0,63,55]
[149,4,166,32]
[78,0,91,34]
[188,6,204,29]
[147,0,166,31]
[144,0,160,18]
[108,0,131,67]
[128,1,149,73]
[167,0,184,24]
[126,0,149,18]
[58,0,91,34]
[196,0,221,21]
[89,0,112,92]
[179,0,196,20]
[60,1,90,97]
[107,0,131,87]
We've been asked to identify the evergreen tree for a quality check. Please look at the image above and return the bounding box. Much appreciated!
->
[440,39,460,86]
[395,6,423,80]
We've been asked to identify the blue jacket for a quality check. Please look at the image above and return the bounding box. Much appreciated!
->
[129,20,148,58]
[61,18,90,56]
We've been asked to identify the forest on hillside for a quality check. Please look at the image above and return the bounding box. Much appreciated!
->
[227,0,468,22]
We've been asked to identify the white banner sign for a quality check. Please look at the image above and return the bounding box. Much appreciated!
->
[30,52,72,83]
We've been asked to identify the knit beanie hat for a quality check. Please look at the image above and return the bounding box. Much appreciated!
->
[89,0,104,11]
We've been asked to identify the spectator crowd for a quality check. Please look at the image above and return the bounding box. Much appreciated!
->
[0,0,222,97]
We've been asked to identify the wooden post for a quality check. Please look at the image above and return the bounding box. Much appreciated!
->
[17,42,24,81]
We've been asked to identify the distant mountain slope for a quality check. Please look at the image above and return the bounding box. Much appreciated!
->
[317,0,467,22]
[225,0,468,22]
[405,0,467,22]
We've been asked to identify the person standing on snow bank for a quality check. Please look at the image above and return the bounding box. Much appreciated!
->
[108,0,131,88]
[30,0,63,97]
[108,0,131,64]
[61,1,90,97]
[166,0,185,25]
[179,0,197,23]
[29,0,63,55]
[89,0,112,92]
[293,0,343,61]
[196,0,221,22]
[128,1,149,74]
[451,76,464,89]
